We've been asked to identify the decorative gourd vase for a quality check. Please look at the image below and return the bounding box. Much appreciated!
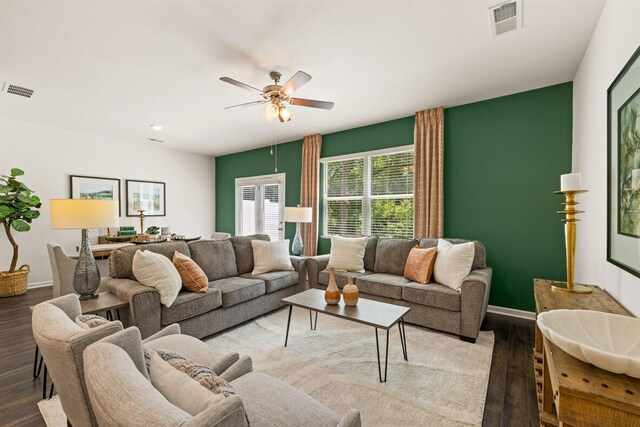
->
[324,268,341,305]
[343,277,359,306]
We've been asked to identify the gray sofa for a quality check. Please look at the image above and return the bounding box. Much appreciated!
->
[100,234,307,339]
[307,237,492,343]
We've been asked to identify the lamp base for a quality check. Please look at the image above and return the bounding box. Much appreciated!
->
[73,229,101,299]
[79,293,99,300]
[291,222,304,256]
[551,281,593,294]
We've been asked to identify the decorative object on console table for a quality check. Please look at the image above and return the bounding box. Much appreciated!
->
[342,276,359,306]
[146,226,160,239]
[70,175,121,216]
[552,173,591,294]
[324,267,341,305]
[0,168,41,297]
[533,279,640,426]
[608,45,640,278]
[284,206,312,256]
[50,199,119,299]
[126,180,166,217]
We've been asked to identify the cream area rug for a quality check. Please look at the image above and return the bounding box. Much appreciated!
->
[38,308,494,427]
[206,307,494,427]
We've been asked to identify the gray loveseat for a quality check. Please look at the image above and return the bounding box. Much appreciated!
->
[100,234,307,339]
[307,237,491,343]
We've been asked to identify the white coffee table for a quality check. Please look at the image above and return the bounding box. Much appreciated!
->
[282,288,410,382]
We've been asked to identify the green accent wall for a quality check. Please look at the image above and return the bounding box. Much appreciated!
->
[215,82,573,312]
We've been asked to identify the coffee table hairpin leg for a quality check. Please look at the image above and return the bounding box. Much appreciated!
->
[375,328,390,383]
[284,305,293,347]
[399,319,408,361]
[309,310,318,330]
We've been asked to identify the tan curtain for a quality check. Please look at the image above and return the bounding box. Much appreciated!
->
[300,134,322,255]
[414,108,444,238]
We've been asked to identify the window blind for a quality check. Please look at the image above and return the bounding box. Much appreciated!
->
[323,149,414,238]
[262,183,281,241]
[240,185,256,236]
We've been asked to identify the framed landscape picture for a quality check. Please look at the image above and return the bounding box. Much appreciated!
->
[70,175,121,216]
[126,180,166,217]
[608,44,640,277]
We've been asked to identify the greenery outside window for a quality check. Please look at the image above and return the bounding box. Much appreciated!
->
[322,147,414,238]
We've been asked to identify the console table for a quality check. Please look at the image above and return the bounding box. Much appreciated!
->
[533,278,640,426]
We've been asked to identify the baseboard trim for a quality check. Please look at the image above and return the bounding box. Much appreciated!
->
[28,281,53,289]
[487,305,536,320]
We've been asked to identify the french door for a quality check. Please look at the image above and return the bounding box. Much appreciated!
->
[235,173,285,241]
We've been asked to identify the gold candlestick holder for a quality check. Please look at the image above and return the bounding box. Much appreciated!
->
[138,210,146,235]
[552,189,592,294]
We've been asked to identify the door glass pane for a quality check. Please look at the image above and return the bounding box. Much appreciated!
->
[262,183,281,241]
[241,185,256,236]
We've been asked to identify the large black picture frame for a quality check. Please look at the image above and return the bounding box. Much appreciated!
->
[607,44,640,278]
[69,174,121,216]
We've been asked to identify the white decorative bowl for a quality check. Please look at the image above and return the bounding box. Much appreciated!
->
[537,309,640,378]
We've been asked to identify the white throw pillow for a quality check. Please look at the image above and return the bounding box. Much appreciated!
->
[251,239,294,275]
[433,239,475,291]
[132,250,181,307]
[327,236,368,273]
[149,352,225,416]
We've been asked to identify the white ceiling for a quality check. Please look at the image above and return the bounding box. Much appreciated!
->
[0,0,605,156]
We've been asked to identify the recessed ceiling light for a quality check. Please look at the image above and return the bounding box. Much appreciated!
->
[147,138,164,143]
[150,124,163,130]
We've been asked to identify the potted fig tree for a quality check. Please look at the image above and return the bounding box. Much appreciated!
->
[0,168,41,297]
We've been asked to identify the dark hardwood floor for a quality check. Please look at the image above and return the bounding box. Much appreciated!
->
[0,287,538,427]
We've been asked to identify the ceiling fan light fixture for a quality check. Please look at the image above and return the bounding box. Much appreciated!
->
[265,103,280,119]
[278,105,292,122]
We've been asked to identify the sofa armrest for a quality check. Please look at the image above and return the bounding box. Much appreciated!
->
[100,277,161,340]
[306,255,331,288]
[290,256,308,286]
[142,323,181,344]
[184,395,249,427]
[337,409,361,427]
[459,267,492,341]
[219,355,253,382]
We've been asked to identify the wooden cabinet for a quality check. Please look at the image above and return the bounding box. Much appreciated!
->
[533,279,640,426]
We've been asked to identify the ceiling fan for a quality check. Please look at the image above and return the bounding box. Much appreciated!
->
[220,70,334,123]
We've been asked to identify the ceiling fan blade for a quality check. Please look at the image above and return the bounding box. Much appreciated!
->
[280,71,312,95]
[224,100,266,110]
[219,77,264,95]
[289,98,334,110]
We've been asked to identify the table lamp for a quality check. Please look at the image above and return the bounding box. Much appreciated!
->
[50,199,119,299]
[284,206,312,256]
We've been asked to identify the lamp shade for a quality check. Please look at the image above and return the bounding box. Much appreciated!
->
[284,206,312,223]
[50,199,119,230]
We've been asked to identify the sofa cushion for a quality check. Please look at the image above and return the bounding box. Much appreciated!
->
[229,234,271,275]
[160,288,222,325]
[209,277,265,308]
[374,238,419,275]
[355,273,409,300]
[363,237,378,272]
[402,282,461,311]
[318,269,371,289]
[231,372,341,427]
[419,238,486,270]
[240,271,299,293]
[110,241,190,280]
[188,240,238,281]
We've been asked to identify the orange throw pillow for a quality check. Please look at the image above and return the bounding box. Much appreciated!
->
[404,247,438,284]
[172,251,208,293]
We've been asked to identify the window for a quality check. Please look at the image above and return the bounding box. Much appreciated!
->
[322,147,414,238]
[236,173,285,241]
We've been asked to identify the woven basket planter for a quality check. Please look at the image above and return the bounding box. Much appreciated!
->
[0,265,29,297]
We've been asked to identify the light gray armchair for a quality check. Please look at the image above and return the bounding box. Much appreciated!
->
[85,327,361,427]
[32,294,124,427]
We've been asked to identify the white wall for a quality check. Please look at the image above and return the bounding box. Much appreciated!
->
[0,117,215,286]
[573,0,640,315]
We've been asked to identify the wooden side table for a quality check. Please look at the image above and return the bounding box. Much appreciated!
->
[533,278,640,426]
[79,292,128,321]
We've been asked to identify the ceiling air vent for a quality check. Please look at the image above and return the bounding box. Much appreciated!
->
[2,83,35,98]
[489,0,522,37]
